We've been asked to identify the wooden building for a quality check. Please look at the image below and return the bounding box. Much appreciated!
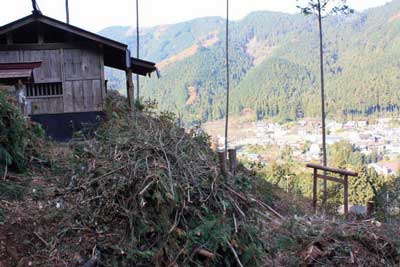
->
[0,12,157,140]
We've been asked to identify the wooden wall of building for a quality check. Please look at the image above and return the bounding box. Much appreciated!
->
[0,45,105,115]
[63,48,104,113]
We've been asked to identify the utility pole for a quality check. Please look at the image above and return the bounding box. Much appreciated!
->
[136,0,140,102]
[66,0,70,24]
[224,0,230,172]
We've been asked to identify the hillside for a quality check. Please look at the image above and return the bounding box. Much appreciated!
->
[100,0,400,125]
[1,92,400,266]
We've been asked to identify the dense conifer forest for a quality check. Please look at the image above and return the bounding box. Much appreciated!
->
[101,0,400,124]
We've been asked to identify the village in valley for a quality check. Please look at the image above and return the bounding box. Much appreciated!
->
[205,117,400,176]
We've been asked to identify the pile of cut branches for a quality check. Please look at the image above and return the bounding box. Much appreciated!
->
[67,93,281,266]
[263,217,400,266]
[2,93,400,267]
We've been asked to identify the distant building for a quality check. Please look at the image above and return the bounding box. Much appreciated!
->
[252,154,264,162]
[327,121,342,131]
[326,136,343,145]
[357,121,368,127]
[344,121,356,129]
[368,162,400,176]
[306,144,320,160]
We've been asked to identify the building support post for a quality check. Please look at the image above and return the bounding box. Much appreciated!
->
[344,175,349,218]
[126,69,134,110]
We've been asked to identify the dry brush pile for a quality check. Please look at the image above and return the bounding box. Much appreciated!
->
[66,94,281,266]
[262,217,400,266]
[1,93,400,267]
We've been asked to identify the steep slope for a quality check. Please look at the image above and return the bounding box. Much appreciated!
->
[100,0,400,124]
[1,93,400,266]
[99,16,225,62]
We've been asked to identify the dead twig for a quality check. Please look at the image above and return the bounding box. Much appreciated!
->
[226,240,244,267]
[86,165,126,185]
[2,164,7,181]
[250,198,284,220]
[34,232,49,248]
[197,248,215,260]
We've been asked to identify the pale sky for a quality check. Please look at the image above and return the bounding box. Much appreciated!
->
[0,0,393,32]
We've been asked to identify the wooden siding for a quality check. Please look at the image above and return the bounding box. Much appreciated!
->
[63,48,103,113]
[64,79,103,113]
[64,49,101,80]
[22,50,62,83]
[27,96,64,115]
[0,46,105,115]
[0,51,20,62]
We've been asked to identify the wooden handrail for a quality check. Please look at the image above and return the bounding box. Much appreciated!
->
[306,163,358,177]
[306,163,359,217]
[316,174,345,184]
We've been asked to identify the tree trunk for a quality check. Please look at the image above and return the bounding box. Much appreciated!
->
[65,0,70,24]
[224,0,230,171]
[317,0,328,205]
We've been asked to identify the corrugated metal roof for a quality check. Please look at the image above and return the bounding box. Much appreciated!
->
[0,62,41,85]
[130,57,158,77]
[0,62,42,70]
[0,69,32,79]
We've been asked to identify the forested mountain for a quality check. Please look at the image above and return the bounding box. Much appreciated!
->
[100,0,400,124]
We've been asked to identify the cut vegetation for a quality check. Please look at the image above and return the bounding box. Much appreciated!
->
[0,93,399,266]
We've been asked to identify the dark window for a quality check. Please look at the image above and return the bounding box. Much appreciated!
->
[12,24,38,44]
[0,35,6,44]
[43,24,67,43]
[26,82,63,97]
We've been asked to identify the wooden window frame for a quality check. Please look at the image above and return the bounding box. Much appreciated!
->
[26,82,63,98]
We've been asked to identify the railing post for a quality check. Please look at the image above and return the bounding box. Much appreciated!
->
[322,171,327,212]
[228,148,237,175]
[367,201,375,217]
[307,163,357,218]
[313,168,318,214]
[344,175,349,217]
[218,151,227,177]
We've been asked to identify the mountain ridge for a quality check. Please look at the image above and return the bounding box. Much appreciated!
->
[100,0,400,125]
